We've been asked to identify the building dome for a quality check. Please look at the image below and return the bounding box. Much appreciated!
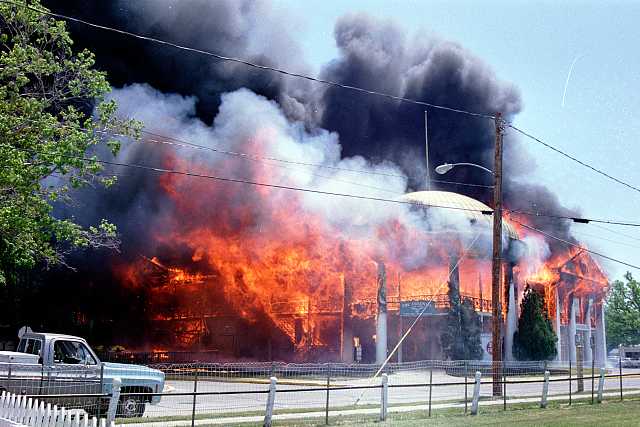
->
[400,190,519,240]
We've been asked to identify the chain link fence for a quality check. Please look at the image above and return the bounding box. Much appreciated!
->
[3,359,640,426]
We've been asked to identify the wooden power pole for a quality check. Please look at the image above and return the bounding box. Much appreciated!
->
[491,112,505,396]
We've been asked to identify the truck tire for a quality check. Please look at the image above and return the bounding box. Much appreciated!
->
[117,395,145,418]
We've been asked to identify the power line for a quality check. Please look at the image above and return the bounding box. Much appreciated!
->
[39,149,640,228]
[12,118,491,191]
[8,1,639,201]
[4,0,494,120]
[591,223,640,243]
[135,136,402,196]
[509,124,640,195]
[508,209,640,228]
[428,178,493,189]
[45,152,640,271]
[138,129,408,179]
[8,131,640,226]
[137,129,495,189]
[513,219,640,271]
[58,153,498,215]
[570,228,640,251]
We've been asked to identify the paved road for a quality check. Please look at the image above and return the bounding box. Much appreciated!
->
[138,368,640,423]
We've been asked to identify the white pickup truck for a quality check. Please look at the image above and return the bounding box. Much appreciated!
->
[0,332,165,418]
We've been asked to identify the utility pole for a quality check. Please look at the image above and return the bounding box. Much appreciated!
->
[425,110,430,190]
[397,274,403,363]
[491,112,504,397]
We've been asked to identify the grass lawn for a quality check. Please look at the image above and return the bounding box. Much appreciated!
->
[230,399,640,426]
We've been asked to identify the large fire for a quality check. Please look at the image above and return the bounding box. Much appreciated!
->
[113,118,608,360]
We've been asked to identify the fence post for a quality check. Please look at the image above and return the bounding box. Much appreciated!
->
[428,368,432,417]
[98,363,104,420]
[597,368,605,403]
[263,376,277,427]
[591,337,596,405]
[380,373,388,422]
[464,361,468,414]
[325,364,331,425]
[540,370,550,408]
[569,358,572,406]
[619,353,623,401]
[502,368,506,411]
[470,371,481,415]
[191,368,199,427]
[106,377,122,425]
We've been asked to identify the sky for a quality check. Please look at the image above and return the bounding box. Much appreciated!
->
[273,0,640,280]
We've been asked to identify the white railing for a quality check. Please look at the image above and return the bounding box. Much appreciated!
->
[0,391,114,427]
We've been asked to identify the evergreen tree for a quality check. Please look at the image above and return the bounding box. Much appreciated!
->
[513,287,557,361]
[440,264,483,360]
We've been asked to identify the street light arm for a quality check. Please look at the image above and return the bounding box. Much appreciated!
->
[439,162,494,176]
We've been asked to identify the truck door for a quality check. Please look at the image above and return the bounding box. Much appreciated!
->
[47,339,101,410]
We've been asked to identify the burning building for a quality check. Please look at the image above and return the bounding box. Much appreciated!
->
[38,1,610,365]
[115,185,607,364]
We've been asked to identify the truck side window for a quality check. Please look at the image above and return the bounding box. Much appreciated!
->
[17,338,42,357]
[53,340,97,365]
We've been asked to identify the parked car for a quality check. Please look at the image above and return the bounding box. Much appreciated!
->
[607,356,640,368]
[0,332,164,418]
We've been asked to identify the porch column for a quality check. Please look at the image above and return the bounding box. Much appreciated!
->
[584,298,593,363]
[569,297,578,364]
[554,289,562,361]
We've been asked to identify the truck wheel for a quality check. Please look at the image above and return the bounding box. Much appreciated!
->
[117,396,145,418]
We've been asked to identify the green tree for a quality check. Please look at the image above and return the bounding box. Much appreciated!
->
[513,287,557,361]
[440,265,483,360]
[0,1,139,285]
[606,272,640,348]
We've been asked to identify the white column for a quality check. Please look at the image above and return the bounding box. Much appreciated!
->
[584,298,593,363]
[555,290,562,361]
[504,280,517,361]
[341,277,354,363]
[569,297,578,364]
[594,303,607,367]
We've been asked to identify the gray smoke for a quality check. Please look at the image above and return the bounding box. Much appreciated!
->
[44,0,317,123]
[317,14,579,251]
[46,2,582,264]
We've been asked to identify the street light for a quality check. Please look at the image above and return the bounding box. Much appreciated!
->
[435,113,504,397]
[434,162,494,176]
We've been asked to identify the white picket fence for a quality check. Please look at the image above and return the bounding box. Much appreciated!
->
[0,391,114,427]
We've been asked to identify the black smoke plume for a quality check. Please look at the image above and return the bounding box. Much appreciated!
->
[14,1,584,353]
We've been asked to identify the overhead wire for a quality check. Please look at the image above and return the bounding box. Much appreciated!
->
[31,148,640,228]
[507,208,640,228]
[20,0,638,196]
[3,1,639,225]
[38,151,497,215]
[1,0,494,119]
[591,223,640,243]
[570,228,640,251]
[10,117,491,191]
[509,124,640,195]
[512,219,640,271]
[8,136,640,226]
[136,129,494,189]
